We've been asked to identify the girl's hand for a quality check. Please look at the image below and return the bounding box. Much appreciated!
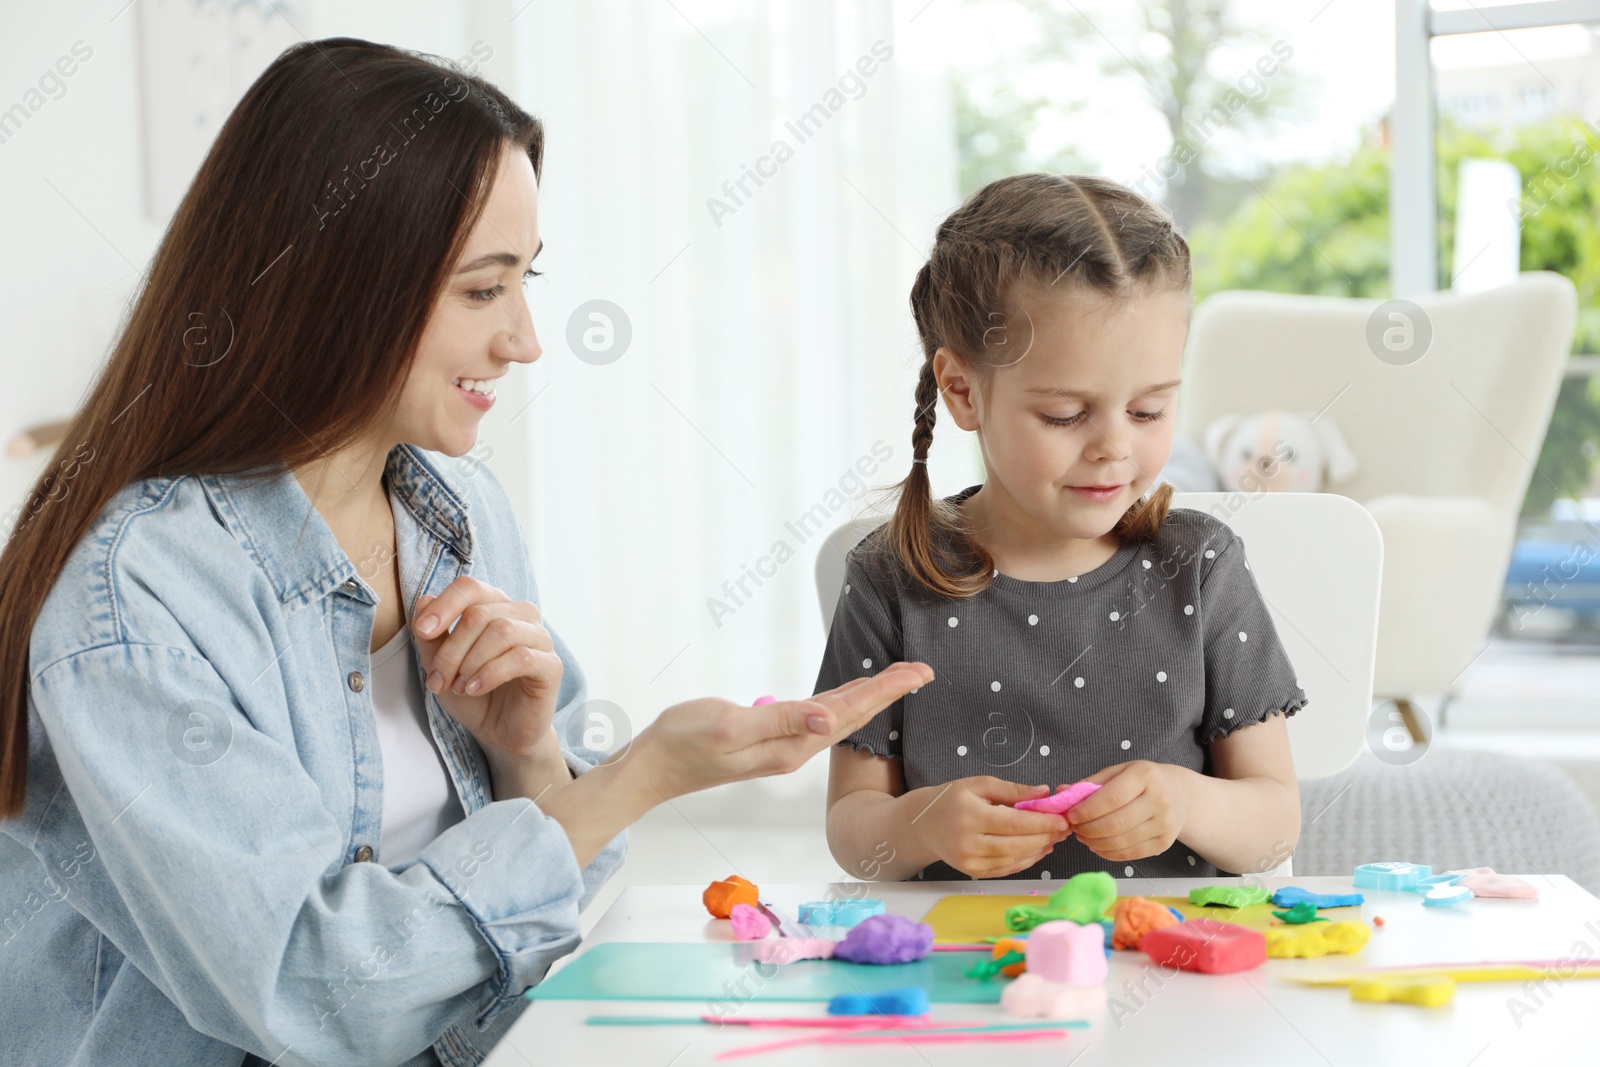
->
[410,578,563,772]
[907,777,1073,879]
[1066,761,1192,862]
[630,664,936,800]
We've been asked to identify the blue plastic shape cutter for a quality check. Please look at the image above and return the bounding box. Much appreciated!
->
[1273,886,1365,909]
[1402,873,1465,894]
[1354,862,1432,891]
[798,898,886,927]
[1421,885,1473,908]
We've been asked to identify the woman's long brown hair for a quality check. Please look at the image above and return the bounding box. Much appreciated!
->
[0,39,543,820]
[889,173,1192,599]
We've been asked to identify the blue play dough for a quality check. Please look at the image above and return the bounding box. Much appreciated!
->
[1272,886,1366,909]
[828,987,931,1016]
[1167,906,1186,922]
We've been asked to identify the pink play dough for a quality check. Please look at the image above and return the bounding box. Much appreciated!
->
[1027,920,1108,985]
[729,902,773,939]
[1015,781,1102,815]
[1000,973,1108,1019]
[1446,867,1539,899]
[752,938,836,964]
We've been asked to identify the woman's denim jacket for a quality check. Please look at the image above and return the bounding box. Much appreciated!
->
[0,444,626,1066]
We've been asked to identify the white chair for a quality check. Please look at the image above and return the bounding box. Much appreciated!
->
[814,492,1385,875]
[1178,273,1577,710]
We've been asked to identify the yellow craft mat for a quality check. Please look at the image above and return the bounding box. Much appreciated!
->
[920,893,1364,944]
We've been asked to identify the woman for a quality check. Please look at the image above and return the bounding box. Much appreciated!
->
[0,38,930,1067]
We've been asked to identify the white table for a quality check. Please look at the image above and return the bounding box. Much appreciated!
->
[484,875,1598,1066]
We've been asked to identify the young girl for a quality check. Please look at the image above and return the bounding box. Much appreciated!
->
[821,173,1304,883]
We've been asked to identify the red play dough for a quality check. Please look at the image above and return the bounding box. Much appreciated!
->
[1138,918,1266,974]
[1015,781,1102,814]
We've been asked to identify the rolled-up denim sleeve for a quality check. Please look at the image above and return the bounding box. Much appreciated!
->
[486,458,628,912]
[31,641,596,1067]
[539,610,627,915]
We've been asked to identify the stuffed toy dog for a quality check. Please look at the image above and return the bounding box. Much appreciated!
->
[1201,411,1359,493]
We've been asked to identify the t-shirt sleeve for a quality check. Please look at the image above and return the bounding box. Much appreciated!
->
[813,545,905,759]
[1194,529,1308,746]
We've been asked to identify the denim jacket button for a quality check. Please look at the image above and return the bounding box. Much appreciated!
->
[354,845,373,862]
[342,578,358,592]
[348,671,364,692]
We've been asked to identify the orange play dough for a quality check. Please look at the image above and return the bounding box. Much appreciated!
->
[703,875,760,918]
[994,936,1028,977]
[1112,896,1180,950]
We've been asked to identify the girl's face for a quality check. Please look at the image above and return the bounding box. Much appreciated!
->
[937,285,1190,543]
[395,142,544,458]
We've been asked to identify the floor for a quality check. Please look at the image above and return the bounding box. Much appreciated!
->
[578,634,1600,934]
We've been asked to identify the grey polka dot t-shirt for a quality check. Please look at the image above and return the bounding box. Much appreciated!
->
[815,486,1307,882]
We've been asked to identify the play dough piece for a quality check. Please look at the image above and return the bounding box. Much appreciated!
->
[798,898,886,928]
[995,937,1029,977]
[1014,781,1103,814]
[965,951,1027,980]
[1027,920,1108,985]
[828,987,931,1016]
[1112,897,1181,949]
[1271,902,1329,925]
[833,914,935,965]
[752,695,777,705]
[1354,862,1431,891]
[1139,919,1266,974]
[1005,872,1117,932]
[1422,885,1474,908]
[1272,887,1365,909]
[1000,973,1108,1019]
[1263,921,1372,958]
[752,938,836,964]
[704,875,760,918]
[1349,976,1456,1007]
[1446,868,1539,899]
[729,903,772,940]
[1188,884,1272,909]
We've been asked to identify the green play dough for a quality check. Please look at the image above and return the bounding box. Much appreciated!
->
[1270,901,1330,924]
[1188,884,1273,909]
[1004,871,1117,932]
[964,951,1027,980]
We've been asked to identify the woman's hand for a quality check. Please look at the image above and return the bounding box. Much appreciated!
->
[902,777,1074,879]
[537,663,935,869]
[1065,761,1192,862]
[627,663,937,801]
[410,577,564,779]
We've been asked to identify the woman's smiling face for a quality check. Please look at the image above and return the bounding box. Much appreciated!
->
[395,142,544,458]
[937,284,1190,543]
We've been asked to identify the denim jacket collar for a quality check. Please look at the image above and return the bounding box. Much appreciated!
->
[197,444,476,611]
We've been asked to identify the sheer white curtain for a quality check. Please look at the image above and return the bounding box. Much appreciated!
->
[488,0,972,758]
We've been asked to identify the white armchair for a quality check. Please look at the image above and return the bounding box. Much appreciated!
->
[1177,272,1578,705]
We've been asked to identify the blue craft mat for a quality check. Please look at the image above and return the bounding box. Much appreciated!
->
[528,942,1002,1003]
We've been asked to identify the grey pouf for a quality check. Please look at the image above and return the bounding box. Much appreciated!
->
[1295,748,1600,897]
